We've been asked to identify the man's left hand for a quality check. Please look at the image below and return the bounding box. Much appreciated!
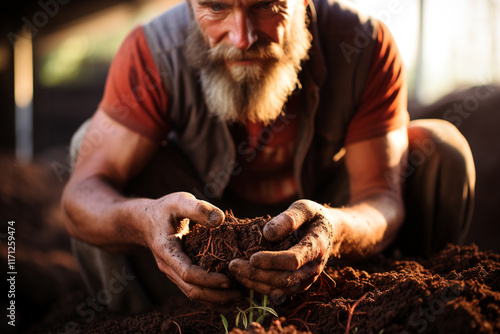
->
[228,200,342,304]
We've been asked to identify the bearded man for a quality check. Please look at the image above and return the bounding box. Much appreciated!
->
[62,0,475,312]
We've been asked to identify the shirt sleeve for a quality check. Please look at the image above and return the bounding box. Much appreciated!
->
[344,20,410,145]
[98,25,169,143]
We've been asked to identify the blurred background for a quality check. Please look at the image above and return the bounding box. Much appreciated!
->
[0,0,499,260]
[0,0,499,330]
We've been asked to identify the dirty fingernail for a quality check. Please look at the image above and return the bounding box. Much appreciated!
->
[228,259,240,271]
[263,223,278,240]
[271,290,286,305]
[209,210,223,226]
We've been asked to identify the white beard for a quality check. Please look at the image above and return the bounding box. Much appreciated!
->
[186,4,312,124]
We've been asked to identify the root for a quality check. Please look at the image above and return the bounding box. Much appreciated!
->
[207,252,226,261]
[175,311,206,318]
[345,293,368,334]
[223,240,234,252]
[171,321,181,334]
[299,309,312,332]
[287,301,323,318]
[202,233,213,256]
[285,310,313,333]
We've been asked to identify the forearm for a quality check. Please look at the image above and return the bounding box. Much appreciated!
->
[330,191,404,261]
[62,175,152,251]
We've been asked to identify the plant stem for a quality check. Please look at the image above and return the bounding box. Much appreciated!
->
[249,290,255,323]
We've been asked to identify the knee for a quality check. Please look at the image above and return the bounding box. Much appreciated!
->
[406,119,475,183]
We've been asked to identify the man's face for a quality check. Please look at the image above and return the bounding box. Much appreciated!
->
[186,0,311,124]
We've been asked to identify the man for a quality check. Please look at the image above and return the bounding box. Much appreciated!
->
[62,0,475,312]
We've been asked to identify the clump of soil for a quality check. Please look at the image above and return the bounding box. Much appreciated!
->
[183,211,299,276]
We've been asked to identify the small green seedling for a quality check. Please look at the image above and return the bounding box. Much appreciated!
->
[221,290,278,331]
[221,314,229,334]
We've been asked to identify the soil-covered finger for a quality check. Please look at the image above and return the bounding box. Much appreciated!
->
[264,200,318,241]
[230,258,320,291]
[283,233,327,268]
[171,192,225,227]
[269,279,316,303]
[173,277,243,305]
[231,273,275,296]
[228,258,293,288]
[163,236,233,288]
[269,265,321,303]
[156,246,242,304]
[263,218,334,270]
[249,239,321,271]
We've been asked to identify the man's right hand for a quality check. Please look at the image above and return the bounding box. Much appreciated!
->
[143,192,243,306]
[62,111,242,306]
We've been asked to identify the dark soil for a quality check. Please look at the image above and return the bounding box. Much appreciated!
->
[2,154,500,334]
[183,212,299,276]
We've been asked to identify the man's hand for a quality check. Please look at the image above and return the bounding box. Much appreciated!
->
[228,200,342,304]
[63,112,244,307]
[143,192,243,306]
[228,129,408,302]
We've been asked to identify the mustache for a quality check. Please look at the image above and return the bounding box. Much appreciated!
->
[208,41,284,63]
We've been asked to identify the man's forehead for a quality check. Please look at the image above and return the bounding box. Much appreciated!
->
[193,0,291,6]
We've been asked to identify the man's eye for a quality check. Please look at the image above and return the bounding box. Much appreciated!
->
[257,1,278,11]
[260,1,273,8]
[211,4,224,11]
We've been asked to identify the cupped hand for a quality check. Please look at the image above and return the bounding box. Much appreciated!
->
[228,199,342,303]
[144,192,243,306]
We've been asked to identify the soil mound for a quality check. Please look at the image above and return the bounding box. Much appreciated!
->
[2,155,499,333]
[26,244,500,334]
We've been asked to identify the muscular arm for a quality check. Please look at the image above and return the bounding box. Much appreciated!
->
[62,109,159,250]
[333,125,407,260]
[62,110,240,304]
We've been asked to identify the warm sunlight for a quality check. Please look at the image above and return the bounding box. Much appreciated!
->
[351,0,500,103]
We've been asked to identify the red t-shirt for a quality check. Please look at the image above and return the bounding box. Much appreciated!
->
[98,21,408,204]
[227,93,302,205]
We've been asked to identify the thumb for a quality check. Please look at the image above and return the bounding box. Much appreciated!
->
[263,200,316,241]
[197,199,225,227]
[169,192,225,228]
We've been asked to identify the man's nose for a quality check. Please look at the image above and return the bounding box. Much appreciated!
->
[229,12,257,50]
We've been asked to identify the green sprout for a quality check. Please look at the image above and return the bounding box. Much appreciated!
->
[221,314,229,334]
[221,290,278,331]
